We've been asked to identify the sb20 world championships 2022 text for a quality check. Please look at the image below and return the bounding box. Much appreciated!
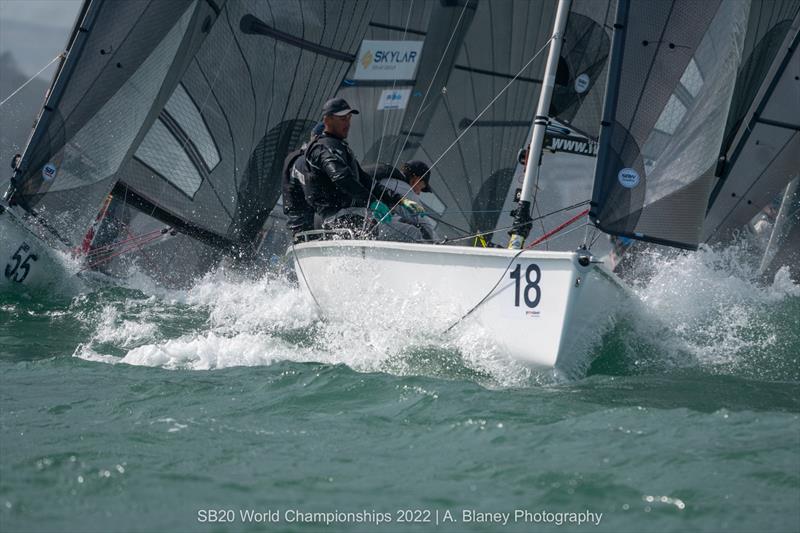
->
[197,508,604,527]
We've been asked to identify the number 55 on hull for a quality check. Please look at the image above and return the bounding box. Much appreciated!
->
[1,204,78,292]
[290,240,630,378]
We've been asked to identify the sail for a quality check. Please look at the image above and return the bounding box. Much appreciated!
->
[509,0,615,252]
[550,0,614,140]
[590,0,750,250]
[10,0,199,247]
[340,0,613,244]
[110,1,376,254]
[333,0,440,165]
[720,1,800,158]
[702,3,800,243]
[253,1,454,256]
[363,0,558,242]
[9,0,378,264]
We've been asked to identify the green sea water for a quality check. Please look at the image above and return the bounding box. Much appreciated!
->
[1,247,799,533]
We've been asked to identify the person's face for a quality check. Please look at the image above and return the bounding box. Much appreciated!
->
[324,113,353,139]
[410,175,426,194]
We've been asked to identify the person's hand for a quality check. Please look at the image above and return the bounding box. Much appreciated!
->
[369,201,392,223]
[401,199,424,214]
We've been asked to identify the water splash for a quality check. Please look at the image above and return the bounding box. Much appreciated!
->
[70,265,548,387]
[70,240,798,385]
[601,241,799,381]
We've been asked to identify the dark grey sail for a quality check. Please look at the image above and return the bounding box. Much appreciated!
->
[590,0,750,250]
[388,0,613,248]
[388,0,558,241]
[334,0,441,167]
[8,0,199,247]
[702,3,800,243]
[7,0,378,282]
[114,0,375,259]
[513,0,615,252]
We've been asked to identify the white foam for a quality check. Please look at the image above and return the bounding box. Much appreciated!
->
[91,304,159,347]
[72,240,798,384]
[627,242,799,370]
[71,263,541,386]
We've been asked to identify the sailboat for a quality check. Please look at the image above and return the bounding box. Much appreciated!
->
[702,4,799,281]
[1,0,379,290]
[290,0,759,377]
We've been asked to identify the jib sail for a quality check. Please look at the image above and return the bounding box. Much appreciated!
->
[590,0,750,250]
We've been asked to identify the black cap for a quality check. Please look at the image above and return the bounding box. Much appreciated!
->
[322,98,360,117]
[400,160,431,192]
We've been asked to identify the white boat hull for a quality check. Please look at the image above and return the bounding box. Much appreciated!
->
[0,204,80,293]
[290,239,629,377]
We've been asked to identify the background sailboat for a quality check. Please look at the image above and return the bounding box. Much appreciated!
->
[2,0,378,289]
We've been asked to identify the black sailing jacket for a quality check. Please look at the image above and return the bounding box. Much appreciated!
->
[304,132,374,218]
[281,147,315,234]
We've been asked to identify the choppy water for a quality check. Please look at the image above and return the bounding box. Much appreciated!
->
[1,245,798,533]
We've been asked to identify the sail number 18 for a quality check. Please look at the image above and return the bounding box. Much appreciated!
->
[509,263,541,308]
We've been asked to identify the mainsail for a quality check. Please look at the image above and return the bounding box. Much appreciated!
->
[503,0,614,252]
[114,0,375,256]
[344,0,613,249]
[590,0,751,250]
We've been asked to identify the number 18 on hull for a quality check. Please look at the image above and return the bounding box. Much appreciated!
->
[291,240,628,377]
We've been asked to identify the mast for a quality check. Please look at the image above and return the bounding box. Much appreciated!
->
[507,0,572,249]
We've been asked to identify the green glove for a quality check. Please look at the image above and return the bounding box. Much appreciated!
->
[370,201,392,223]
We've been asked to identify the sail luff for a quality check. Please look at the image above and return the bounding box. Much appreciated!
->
[589,0,629,231]
[5,0,96,205]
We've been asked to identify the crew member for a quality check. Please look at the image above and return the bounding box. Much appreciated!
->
[281,124,322,240]
[304,98,377,231]
[376,160,438,241]
[398,160,438,240]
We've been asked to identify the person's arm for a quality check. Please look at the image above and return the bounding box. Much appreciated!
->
[312,144,373,201]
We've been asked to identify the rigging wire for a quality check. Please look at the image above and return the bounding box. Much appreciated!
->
[442,247,526,333]
[362,0,417,233]
[0,54,63,108]
[385,0,473,179]
[434,199,590,244]
[368,35,554,235]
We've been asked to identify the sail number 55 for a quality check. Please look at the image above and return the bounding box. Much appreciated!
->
[509,263,541,308]
[5,243,38,283]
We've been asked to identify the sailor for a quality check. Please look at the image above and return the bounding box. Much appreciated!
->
[389,160,439,241]
[400,160,432,199]
[361,162,428,242]
[281,123,323,241]
[366,160,439,241]
[305,98,392,233]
